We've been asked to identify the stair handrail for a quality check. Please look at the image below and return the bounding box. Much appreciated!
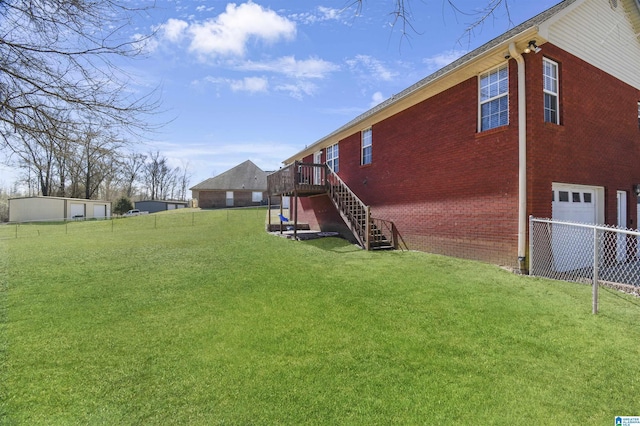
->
[370,217,408,251]
[325,165,367,208]
[326,165,370,248]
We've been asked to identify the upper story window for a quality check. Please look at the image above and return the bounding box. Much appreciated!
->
[479,64,509,131]
[326,143,339,173]
[543,58,560,124]
[361,128,372,165]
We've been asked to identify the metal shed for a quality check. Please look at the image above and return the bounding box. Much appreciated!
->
[134,200,188,213]
[8,196,111,223]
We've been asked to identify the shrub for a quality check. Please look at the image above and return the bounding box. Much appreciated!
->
[113,196,133,215]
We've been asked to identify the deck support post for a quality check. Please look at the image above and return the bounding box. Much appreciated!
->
[279,197,284,234]
[294,189,299,241]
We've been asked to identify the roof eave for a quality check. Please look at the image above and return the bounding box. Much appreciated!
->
[282,26,544,165]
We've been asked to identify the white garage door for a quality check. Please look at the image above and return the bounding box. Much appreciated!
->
[93,204,106,219]
[551,183,601,272]
[552,184,597,224]
[70,203,85,219]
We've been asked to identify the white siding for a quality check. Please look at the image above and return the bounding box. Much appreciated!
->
[540,0,640,90]
[8,197,111,222]
[9,197,64,222]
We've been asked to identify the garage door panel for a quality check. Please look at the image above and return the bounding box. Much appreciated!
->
[551,183,601,272]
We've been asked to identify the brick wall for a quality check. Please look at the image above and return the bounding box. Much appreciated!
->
[196,190,266,209]
[292,44,640,267]
[525,43,640,226]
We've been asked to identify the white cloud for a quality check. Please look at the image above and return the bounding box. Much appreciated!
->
[230,76,269,93]
[159,18,189,43]
[290,6,349,25]
[346,55,397,81]
[274,81,318,100]
[423,49,467,72]
[199,75,269,93]
[236,56,339,79]
[195,5,216,13]
[370,91,385,107]
[181,2,296,58]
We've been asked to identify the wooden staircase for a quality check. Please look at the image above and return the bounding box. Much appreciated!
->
[326,168,396,250]
[267,162,405,250]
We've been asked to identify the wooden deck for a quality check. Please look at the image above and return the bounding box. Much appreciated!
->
[267,162,328,196]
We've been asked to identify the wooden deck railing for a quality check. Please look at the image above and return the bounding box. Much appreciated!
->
[267,162,328,196]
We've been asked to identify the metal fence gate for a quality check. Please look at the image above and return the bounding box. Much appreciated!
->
[529,216,640,312]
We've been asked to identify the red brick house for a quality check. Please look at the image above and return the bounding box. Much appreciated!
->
[268,0,640,271]
[191,160,269,208]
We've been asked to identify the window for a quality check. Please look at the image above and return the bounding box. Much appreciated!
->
[326,143,339,172]
[479,64,509,131]
[543,58,559,124]
[637,102,640,130]
[252,192,262,203]
[361,128,372,165]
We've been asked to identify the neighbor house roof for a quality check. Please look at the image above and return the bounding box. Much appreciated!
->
[189,160,268,191]
[283,0,581,164]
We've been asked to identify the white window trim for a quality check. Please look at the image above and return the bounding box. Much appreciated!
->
[326,143,339,172]
[478,63,509,132]
[543,58,560,125]
[361,128,372,165]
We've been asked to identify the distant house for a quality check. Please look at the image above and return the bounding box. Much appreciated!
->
[190,160,269,208]
[135,200,188,213]
[9,196,111,222]
[268,0,640,271]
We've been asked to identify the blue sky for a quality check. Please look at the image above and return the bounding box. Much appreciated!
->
[0,0,561,191]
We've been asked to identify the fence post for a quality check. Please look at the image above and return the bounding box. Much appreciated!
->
[592,227,599,315]
[529,216,534,276]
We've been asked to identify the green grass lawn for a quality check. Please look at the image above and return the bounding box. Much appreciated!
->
[2,208,640,424]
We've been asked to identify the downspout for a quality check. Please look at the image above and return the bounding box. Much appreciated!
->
[508,42,528,273]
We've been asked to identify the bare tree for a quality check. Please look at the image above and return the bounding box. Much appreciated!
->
[60,125,124,200]
[121,152,147,199]
[177,160,193,201]
[350,0,512,44]
[0,0,160,180]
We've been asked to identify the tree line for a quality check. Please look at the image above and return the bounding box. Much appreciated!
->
[14,147,192,203]
[0,0,172,206]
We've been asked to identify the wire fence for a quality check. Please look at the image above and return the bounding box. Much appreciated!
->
[0,207,269,240]
[529,216,640,312]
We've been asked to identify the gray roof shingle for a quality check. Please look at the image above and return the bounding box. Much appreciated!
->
[190,160,268,191]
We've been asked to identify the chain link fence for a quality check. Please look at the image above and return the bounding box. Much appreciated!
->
[529,217,640,309]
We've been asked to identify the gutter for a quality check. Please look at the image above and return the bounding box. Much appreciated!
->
[508,42,528,272]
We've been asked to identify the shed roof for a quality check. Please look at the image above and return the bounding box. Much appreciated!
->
[190,160,268,191]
